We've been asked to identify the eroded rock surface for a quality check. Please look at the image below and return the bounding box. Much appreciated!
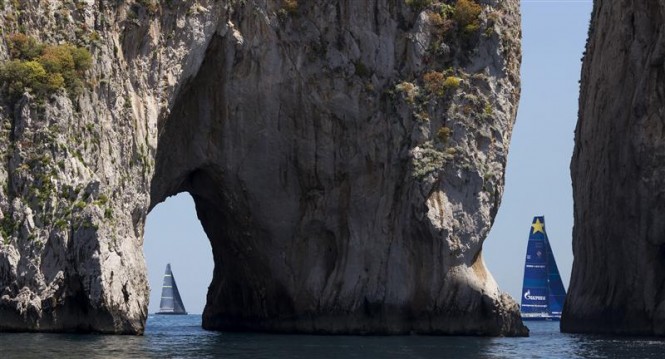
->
[563,1,665,335]
[0,0,524,335]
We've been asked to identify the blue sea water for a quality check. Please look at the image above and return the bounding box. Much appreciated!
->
[1,315,664,358]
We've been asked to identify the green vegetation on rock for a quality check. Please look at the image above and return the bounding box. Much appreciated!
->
[405,0,432,11]
[412,142,453,179]
[454,0,482,34]
[423,70,461,97]
[437,126,452,142]
[423,0,485,57]
[0,33,92,102]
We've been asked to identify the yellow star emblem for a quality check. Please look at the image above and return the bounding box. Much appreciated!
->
[532,218,544,234]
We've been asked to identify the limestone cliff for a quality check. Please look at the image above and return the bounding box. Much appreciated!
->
[0,0,524,335]
[563,1,665,335]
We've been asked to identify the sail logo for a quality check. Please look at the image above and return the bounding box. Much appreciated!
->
[523,290,546,301]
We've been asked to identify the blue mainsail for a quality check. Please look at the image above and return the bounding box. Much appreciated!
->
[520,216,566,320]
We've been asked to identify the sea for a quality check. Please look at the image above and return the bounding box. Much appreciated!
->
[1,315,664,358]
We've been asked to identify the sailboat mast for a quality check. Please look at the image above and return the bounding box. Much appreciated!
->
[543,225,552,316]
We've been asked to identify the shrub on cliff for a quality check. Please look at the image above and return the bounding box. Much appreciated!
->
[423,71,461,97]
[39,43,92,94]
[7,33,44,60]
[454,0,482,34]
[0,60,63,99]
[405,0,432,11]
[421,0,484,61]
[0,34,92,102]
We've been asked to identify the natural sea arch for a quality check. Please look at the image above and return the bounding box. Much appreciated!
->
[143,13,526,331]
[0,0,525,336]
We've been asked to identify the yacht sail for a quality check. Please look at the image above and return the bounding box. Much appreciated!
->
[520,216,567,320]
[156,263,188,315]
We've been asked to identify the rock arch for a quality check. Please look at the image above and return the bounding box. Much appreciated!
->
[0,0,524,335]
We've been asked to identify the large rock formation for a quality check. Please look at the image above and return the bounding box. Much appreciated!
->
[0,0,524,335]
[563,1,665,335]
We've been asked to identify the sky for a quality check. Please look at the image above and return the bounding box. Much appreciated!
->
[143,1,594,314]
[484,0,592,301]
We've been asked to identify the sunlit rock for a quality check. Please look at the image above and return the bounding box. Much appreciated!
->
[0,0,524,335]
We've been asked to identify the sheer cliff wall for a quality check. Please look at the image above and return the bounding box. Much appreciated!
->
[0,0,524,335]
[564,1,665,335]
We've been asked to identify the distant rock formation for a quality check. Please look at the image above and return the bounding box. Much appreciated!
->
[563,1,665,335]
[0,1,525,335]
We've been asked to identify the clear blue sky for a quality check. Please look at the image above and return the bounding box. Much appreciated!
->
[144,1,594,314]
[484,0,592,301]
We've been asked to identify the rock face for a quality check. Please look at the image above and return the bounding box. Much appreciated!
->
[0,1,524,335]
[563,1,665,335]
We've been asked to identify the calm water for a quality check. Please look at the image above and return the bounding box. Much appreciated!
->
[1,315,664,358]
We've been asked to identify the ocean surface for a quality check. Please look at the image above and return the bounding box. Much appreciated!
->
[2,315,664,358]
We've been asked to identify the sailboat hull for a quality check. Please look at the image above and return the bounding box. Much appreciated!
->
[155,312,188,315]
[521,317,560,321]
